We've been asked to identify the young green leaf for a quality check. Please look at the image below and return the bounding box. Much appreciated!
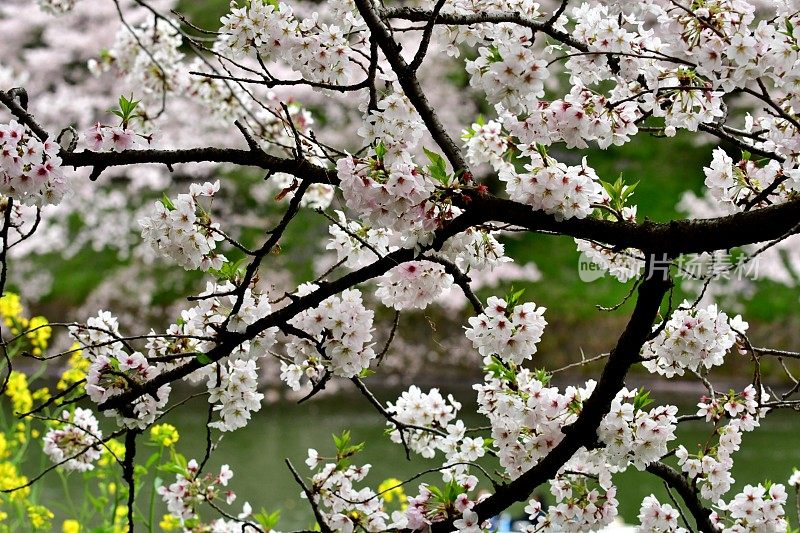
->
[633,389,654,411]
[195,353,212,365]
[160,193,175,211]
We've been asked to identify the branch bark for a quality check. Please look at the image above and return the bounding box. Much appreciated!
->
[646,461,715,533]
[61,148,336,183]
[353,0,468,172]
[430,257,672,531]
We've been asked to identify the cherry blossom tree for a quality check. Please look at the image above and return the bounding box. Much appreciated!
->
[2,0,800,531]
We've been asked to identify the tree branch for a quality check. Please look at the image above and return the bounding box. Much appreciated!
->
[354,0,468,172]
[431,256,672,531]
[646,461,715,533]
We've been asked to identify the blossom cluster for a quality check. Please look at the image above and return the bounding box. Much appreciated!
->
[703,147,797,213]
[475,368,594,480]
[747,114,800,193]
[438,420,487,483]
[597,388,678,470]
[285,286,376,381]
[158,459,253,529]
[567,3,724,135]
[462,119,509,170]
[88,6,312,146]
[642,302,748,377]
[72,279,279,432]
[91,16,185,96]
[484,379,668,533]
[139,181,227,271]
[0,120,68,206]
[505,83,640,150]
[305,458,390,532]
[465,40,549,115]
[207,359,264,432]
[357,94,426,156]
[498,151,604,221]
[42,407,103,472]
[713,483,788,532]
[526,458,620,532]
[69,310,172,428]
[638,495,688,533]
[385,385,461,459]
[375,261,454,311]
[646,72,726,135]
[338,92,441,235]
[84,347,171,429]
[435,225,512,273]
[325,211,511,308]
[146,279,278,379]
[676,386,770,502]
[163,281,277,431]
[337,154,436,235]
[219,0,362,87]
[381,385,486,489]
[696,385,769,426]
[68,310,122,359]
[465,296,547,365]
[82,122,155,152]
[391,475,483,530]
[474,359,682,512]
[326,210,394,270]
[430,0,543,57]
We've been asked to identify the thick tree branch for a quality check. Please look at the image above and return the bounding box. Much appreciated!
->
[61,148,337,183]
[95,192,800,413]
[381,7,589,53]
[97,240,432,412]
[0,89,49,141]
[459,193,800,255]
[354,0,468,172]
[646,461,715,533]
[431,258,672,531]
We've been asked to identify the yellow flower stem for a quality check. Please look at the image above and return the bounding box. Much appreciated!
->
[3,343,21,359]
[57,470,79,520]
[0,394,7,428]
[147,452,161,533]
[26,362,48,386]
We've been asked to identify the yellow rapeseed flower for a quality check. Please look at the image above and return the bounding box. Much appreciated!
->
[99,439,125,467]
[26,505,53,530]
[112,505,128,532]
[5,371,32,414]
[26,316,51,355]
[62,519,80,533]
[0,462,30,500]
[378,478,406,503]
[0,434,8,460]
[0,293,23,327]
[32,387,50,403]
[159,514,181,531]
[14,421,28,445]
[149,423,179,447]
